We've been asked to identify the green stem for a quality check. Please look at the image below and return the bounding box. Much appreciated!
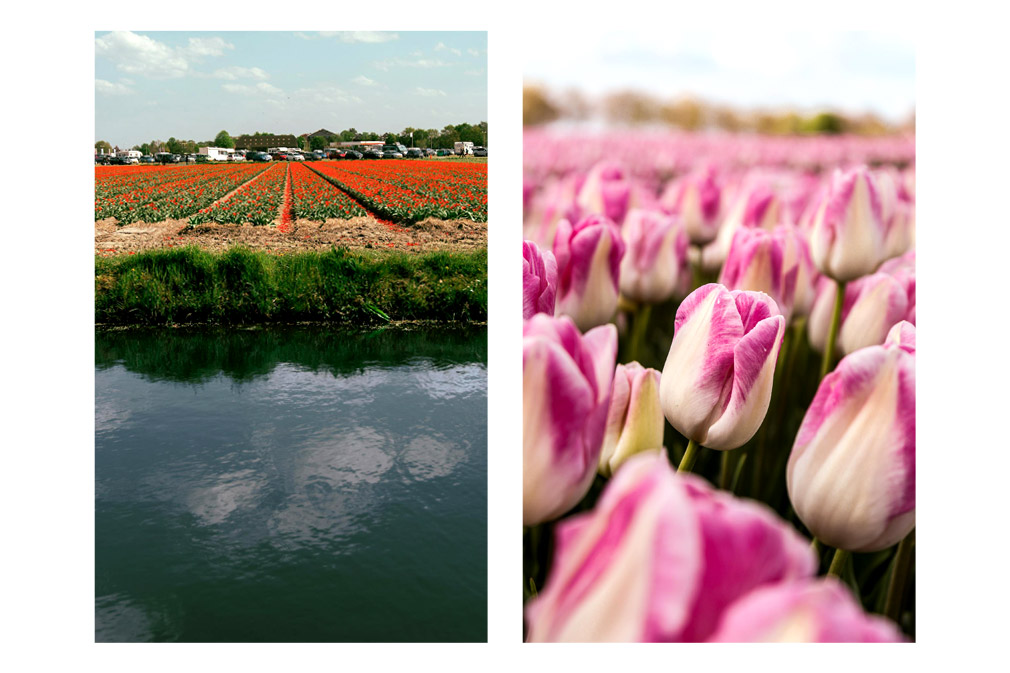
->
[629,303,652,366]
[827,548,850,578]
[883,529,915,621]
[719,450,732,490]
[820,280,846,379]
[691,250,705,291]
[678,438,700,473]
[811,537,822,554]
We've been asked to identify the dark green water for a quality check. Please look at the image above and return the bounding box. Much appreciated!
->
[95,327,487,642]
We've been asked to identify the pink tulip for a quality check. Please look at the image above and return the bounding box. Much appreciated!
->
[709,580,905,642]
[660,284,785,450]
[523,314,618,525]
[886,320,916,354]
[787,341,915,552]
[809,166,887,282]
[553,214,626,331]
[523,240,558,320]
[598,362,665,477]
[660,166,723,245]
[525,452,814,642]
[575,162,634,225]
[704,181,782,271]
[808,272,911,356]
[718,226,815,322]
[618,209,690,304]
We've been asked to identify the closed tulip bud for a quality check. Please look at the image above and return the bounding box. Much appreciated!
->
[808,273,909,356]
[709,580,905,642]
[526,452,814,642]
[523,240,558,320]
[718,226,815,322]
[787,342,915,552]
[660,167,723,245]
[553,215,626,331]
[523,315,618,526]
[885,320,916,354]
[575,162,633,225]
[809,166,887,282]
[618,209,690,304]
[598,362,665,477]
[660,284,785,450]
[707,182,782,271]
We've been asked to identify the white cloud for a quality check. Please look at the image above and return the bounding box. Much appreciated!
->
[223,82,283,97]
[212,66,269,81]
[415,87,447,97]
[352,75,378,87]
[435,42,462,57]
[95,31,233,79]
[295,85,362,105]
[300,31,399,43]
[95,79,132,95]
[467,48,481,58]
[373,58,452,72]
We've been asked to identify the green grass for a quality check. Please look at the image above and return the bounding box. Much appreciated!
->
[96,245,487,325]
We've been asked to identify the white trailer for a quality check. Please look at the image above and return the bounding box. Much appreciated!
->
[454,141,474,156]
[199,147,232,161]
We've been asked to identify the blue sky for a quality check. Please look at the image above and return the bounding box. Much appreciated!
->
[96,31,487,147]
[524,29,914,122]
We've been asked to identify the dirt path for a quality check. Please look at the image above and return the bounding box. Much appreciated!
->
[96,215,487,256]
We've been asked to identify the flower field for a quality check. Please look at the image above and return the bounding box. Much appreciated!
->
[94,160,487,228]
[523,130,916,642]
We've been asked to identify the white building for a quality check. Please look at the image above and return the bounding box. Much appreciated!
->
[116,150,142,159]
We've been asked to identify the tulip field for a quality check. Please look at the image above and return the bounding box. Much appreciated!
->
[94,160,488,228]
[522,131,916,642]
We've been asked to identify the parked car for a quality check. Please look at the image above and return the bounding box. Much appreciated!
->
[287,153,305,161]
[424,148,436,157]
[405,148,424,158]
[382,151,403,159]
[473,146,488,157]
[363,149,383,160]
[249,152,272,162]
[342,150,362,160]
[436,149,452,157]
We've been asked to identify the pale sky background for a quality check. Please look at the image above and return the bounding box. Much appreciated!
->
[524,29,915,122]
[95,31,487,147]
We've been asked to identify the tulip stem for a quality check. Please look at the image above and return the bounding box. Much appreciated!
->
[820,281,846,379]
[678,439,700,473]
[629,303,653,365]
[827,548,850,578]
[884,529,915,621]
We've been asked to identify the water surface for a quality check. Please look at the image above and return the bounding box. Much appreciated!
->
[96,327,487,642]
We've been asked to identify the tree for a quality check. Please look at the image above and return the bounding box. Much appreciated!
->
[214,130,235,148]
[140,143,151,156]
[310,136,328,151]
[95,140,112,154]
[166,137,183,154]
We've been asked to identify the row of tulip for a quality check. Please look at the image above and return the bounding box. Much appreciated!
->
[188,163,288,226]
[522,132,915,642]
[289,162,367,221]
[95,163,270,224]
[310,162,488,222]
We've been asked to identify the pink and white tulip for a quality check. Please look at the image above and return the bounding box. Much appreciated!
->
[709,580,905,642]
[553,214,626,331]
[809,166,887,282]
[808,272,910,356]
[704,181,782,271]
[659,284,786,450]
[885,320,916,354]
[523,315,618,526]
[525,452,814,642]
[523,240,558,320]
[618,209,690,304]
[660,167,723,245]
[598,362,665,477]
[787,342,915,552]
[718,226,816,322]
[575,162,634,226]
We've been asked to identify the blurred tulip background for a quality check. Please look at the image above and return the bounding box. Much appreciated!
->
[523,29,915,643]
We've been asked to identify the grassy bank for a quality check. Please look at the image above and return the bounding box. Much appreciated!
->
[96,245,487,325]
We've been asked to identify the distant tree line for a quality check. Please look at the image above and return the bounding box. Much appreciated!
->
[523,84,914,136]
[96,122,489,156]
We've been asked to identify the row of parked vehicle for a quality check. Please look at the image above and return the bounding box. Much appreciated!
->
[97,144,487,165]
